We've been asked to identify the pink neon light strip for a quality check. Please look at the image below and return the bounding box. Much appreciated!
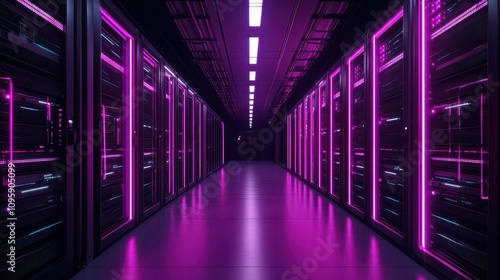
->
[353,78,365,88]
[102,105,107,180]
[379,53,404,72]
[431,0,488,39]
[317,88,322,187]
[100,7,134,221]
[17,0,64,31]
[143,50,158,67]
[309,93,312,183]
[182,87,186,189]
[347,46,364,205]
[222,122,225,165]
[143,82,155,92]
[371,8,404,223]
[420,0,427,250]
[102,53,124,73]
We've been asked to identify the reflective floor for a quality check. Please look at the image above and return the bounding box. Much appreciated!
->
[72,161,436,280]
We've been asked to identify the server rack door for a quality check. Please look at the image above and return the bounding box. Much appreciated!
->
[294,109,297,173]
[347,46,367,215]
[195,100,201,180]
[163,69,175,202]
[177,85,186,191]
[185,91,194,186]
[371,9,405,240]
[318,82,329,192]
[139,49,160,217]
[309,93,315,185]
[0,1,74,278]
[98,7,135,246]
[287,115,291,169]
[303,100,308,180]
[418,0,489,278]
[297,104,304,177]
[206,112,212,173]
[330,68,342,199]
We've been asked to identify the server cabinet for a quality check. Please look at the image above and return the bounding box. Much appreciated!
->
[303,100,308,180]
[186,90,194,186]
[317,81,329,193]
[177,83,186,191]
[347,45,368,217]
[0,1,74,278]
[308,93,315,185]
[138,46,161,219]
[163,66,175,203]
[418,0,491,278]
[293,109,297,173]
[298,105,303,177]
[95,6,136,249]
[330,67,342,201]
[195,100,201,181]
[371,9,406,243]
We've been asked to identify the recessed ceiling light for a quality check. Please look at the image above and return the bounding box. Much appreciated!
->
[250,105,254,110]
[249,86,255,92]
[249,37,259,64]
[249,93,255,100]
[249,0,263,27]
[249,100,254,105]
[249,71,256,81]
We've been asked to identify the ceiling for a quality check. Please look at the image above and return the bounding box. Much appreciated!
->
[115,0,390,127]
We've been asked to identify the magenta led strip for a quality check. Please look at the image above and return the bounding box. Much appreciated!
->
[431,0,487,39]
[309,94,314,183]
[371,9,404,223]
[2,78,15,163]
[222,122,225,165]
[347,46,364,205]
[102,106,107,180]
[17,0,64,31]
[101,7,134,220]
[181,86,186,189]
[329,68,340,196]
[317,83,324,188]
[102,53,124,73]
[419,2,470,277]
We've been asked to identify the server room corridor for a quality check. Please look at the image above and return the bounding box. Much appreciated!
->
[72,162,434,280]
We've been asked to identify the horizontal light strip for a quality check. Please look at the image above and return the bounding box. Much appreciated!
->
[143,82,155,92]
[102,53,124,72]
[431,0,487,39]
[17,0,64,31]
[379,53,404,72]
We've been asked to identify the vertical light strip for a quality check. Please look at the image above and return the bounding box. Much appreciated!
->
[199,102,202,178]
[102,106,107,180]
[6,78,14,163]
[420,0,427,249]
[318,88,322,188]
[330,68,340,196]
[222,122,225,164]
[372,32,378,221]
[182,88,186,189]
[192,93,195,182]
[128,38,134,220]
[310,94,314,183]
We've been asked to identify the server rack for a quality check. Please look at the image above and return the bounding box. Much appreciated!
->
[329,66,342,202]
[95,5,136,250]
[186,90,194,187]
[317,80,329,193]
[346,44,368,218]
[137,42,161,220]
[177,82,186,191]
[163,66,176,204]
[418,0,492,278]
[370,9,406,244]
[308,92,315,185]
[0,1,75,278]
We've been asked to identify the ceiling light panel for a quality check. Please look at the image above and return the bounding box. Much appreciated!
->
[249,37,259,64]
[249,0,263,27]
[249,71,256,81]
